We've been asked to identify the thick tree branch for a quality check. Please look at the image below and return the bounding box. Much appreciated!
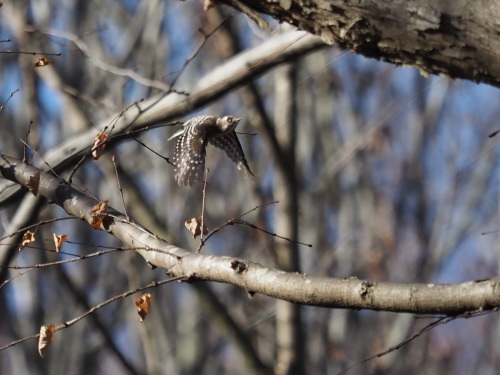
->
[1,153,499,315]
[223,0,500,87]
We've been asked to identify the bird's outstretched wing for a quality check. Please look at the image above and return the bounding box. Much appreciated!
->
[209,133,254,177]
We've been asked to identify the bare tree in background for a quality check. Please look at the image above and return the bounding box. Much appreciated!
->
[0,1,499,375]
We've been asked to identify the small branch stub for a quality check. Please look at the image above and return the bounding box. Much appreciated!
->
[230,259,247,273]
[359,281,374,298]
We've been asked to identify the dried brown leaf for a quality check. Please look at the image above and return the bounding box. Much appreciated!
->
[184,217,208,239]
[33,58,53,67]
[19,231,35,251]
[38,324,55,357]
[89,200,109,229]
[91,134,108,160]
[135,293,152,322]
[53,233,68,253]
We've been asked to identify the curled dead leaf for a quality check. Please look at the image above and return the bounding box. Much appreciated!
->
[53,233,68,253]
[19,231,35,251]
[184,217,208,239]
[91,134,108,160]
[33,57,53,67]
[135,293,152,322]
[89,200,109,229]
[38,324,55,357]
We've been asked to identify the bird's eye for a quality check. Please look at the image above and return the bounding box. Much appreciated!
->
[227,117,233,123]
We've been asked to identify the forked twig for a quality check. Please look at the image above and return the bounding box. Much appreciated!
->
[196,201,281,252]
[167,16,234,89]
[337,309,494,375]
[67,99,144,183]
[19,139,61,179]
[1,243,182,290]
[233,219,312,247]
[0,216,78,242]
[0,276,188,352]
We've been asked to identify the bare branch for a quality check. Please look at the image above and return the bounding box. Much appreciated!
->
[0,154,498,314]
[0,276,187,352]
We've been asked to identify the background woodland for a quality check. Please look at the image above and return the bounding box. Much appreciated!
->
[0,1,499,374]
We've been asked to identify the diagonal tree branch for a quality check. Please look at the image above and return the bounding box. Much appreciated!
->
[1,153,499,314]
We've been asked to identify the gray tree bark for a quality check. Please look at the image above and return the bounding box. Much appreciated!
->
[226,0,500,87]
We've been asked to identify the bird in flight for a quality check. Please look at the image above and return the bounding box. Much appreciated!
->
[169,115,254,186]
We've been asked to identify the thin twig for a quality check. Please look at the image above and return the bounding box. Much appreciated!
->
[198,168,210,251]
[117,120,180,139]
[0,89,19,113]
[67,99,144,183]
[29,26,171,91]
[132,136,174,167]
[239,201,278,218]
[336,310,491,375]
[22,121,34,163]
[488,129,500,138]
[233,220,313,247]
[0,50,61,56]
[337,316,448,374]
[196,201,279,252]
[168,16,234,88]
[0,216,78,242]
[1,246,181,289]
[481,228,500,235]
[19,139,61,180]
[0,276,188,352]
[111,155,129,221]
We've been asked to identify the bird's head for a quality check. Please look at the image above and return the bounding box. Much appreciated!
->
[217,116,241,133]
